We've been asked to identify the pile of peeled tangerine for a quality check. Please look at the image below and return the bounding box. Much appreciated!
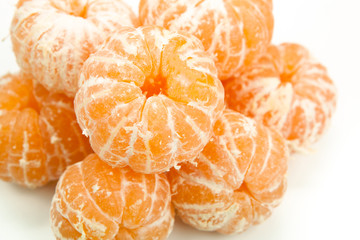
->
[0,0,337,239]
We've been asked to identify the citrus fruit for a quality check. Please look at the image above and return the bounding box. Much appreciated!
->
[224,43,337,151]
[74,26,225,174]
[50,153,174,240]
[139,0,274,80]
[168,109,288,234]
[11,0,138,97]
[0,73,92,188]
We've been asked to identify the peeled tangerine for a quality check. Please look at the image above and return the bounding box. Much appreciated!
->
[50,154,174,240]
[11,0,138,97]
[225,43,337,151]
[139,0,274,80]
[0,73,92,188]
[169,109,288,234]
[75,26,225,174]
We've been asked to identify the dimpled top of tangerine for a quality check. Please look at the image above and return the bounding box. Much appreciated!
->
[75,26,225,174]
[224,43,337,151]
[50,153,174,240]
[169,109,288,234]
[0,73,92,188]
[139,0,274,80]
[11,0,138,97]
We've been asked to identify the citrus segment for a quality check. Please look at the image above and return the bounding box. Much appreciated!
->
[169,109,288,234]
[0,109,48,187]
[0,73,36,111]
[75,26,224,174]
[50,154,174,240]
[36,84,93,179]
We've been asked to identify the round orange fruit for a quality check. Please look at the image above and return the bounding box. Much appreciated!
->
[224,43,337,151]
[169,109,288,234]
[75,26,225,174]
[139,0,274,80]
[0,73,92,188]
[11,0,138,96]
[50,153,174,240]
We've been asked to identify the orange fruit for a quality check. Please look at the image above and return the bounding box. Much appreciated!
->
[168,109,288,234]
[75,26,225,174]
[0,73,92,188]
[11,0,138,97]
[50,153,174,240]
[139,0,274,80]
[224,43,337,151]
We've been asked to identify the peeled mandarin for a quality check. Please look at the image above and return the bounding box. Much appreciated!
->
[0,73,92,188]
[224,43,337,151]
[169,109,288,234]
[50,153,174,240]
[75,26,225,174]
[11,0,138,96]
[139,0,274,80]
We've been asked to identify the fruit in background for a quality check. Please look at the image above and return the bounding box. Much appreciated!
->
[11,0,138,97]
[50,153,174,240]
[0,73,92,188]
[224,43,337,151]
[75,26,224,174]
[139,0,274,80]
[169,109,288,234]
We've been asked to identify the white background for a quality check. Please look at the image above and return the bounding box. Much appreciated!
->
[1,0,360,239]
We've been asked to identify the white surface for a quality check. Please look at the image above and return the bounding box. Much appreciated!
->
[0,0,360,239]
